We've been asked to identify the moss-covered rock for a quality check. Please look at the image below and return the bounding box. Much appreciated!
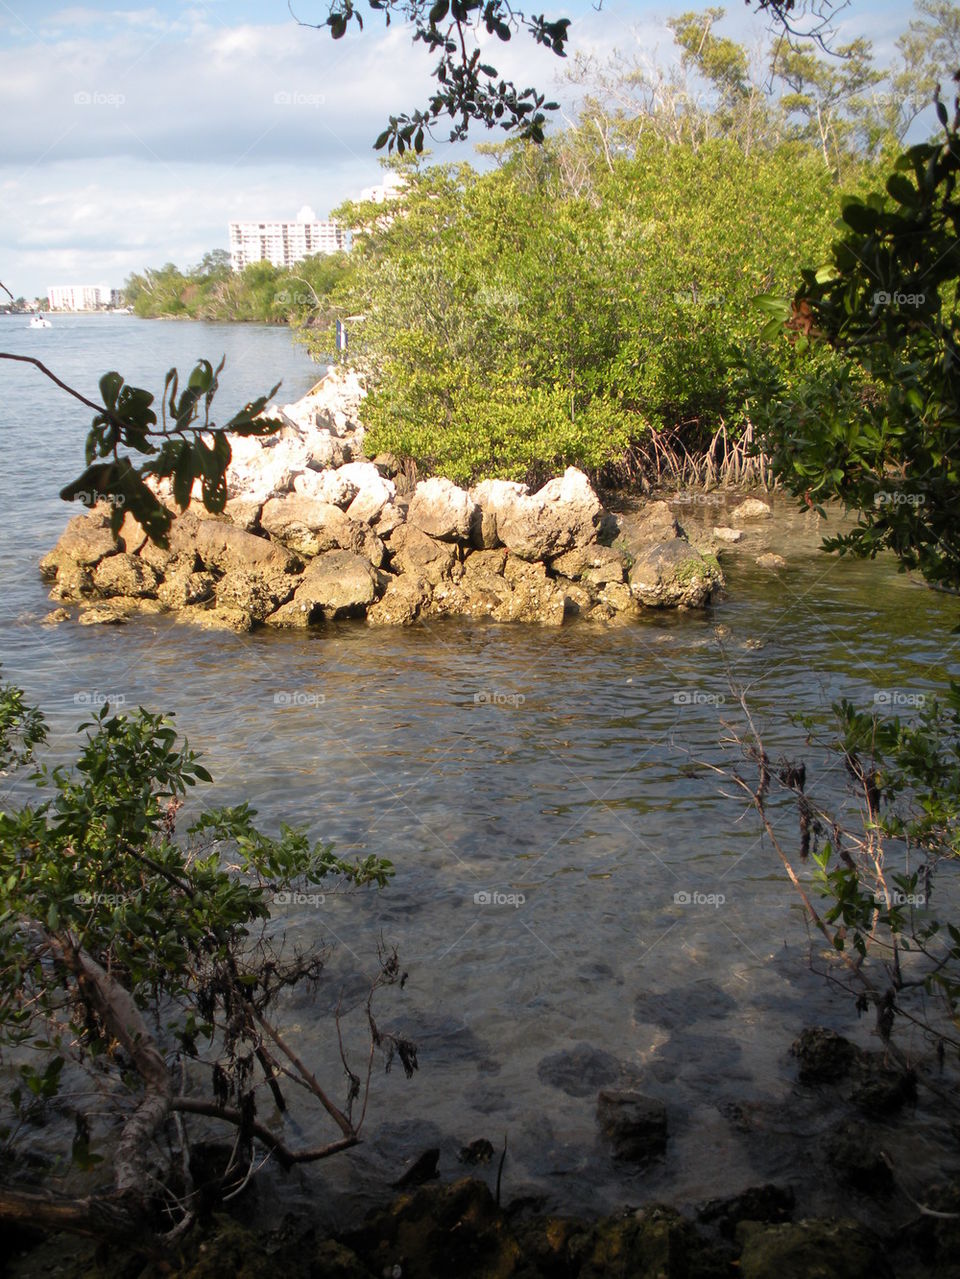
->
[736,1217,891,1279]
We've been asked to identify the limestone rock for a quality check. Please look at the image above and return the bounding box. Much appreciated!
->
[345,471,396,524]
[497,556,566,624]
[42,607,71,626]
[92,553,159,599]
[374,502,405,538]
[261,494,384,565]
[731,497,772,521]
[118,511,148,555]
[713,526,743,543]
[294,467,359,508]
[215,566,296,622]
[551,544,626,584]
[41,512,118,572]
[389,525,458,585]
[157,569,218,610]
[628,540,721,608]
[48,563,94,602]
[178,604,255,633]
[408,476,476,543]
[292,550,382,619]
[619,501,681,557]
[263,598,314,628]
[755,552,786,568]
[736,1218,890,1279]
[468,479,529,549]
[223,497,262,532]
[193,519,300,575]
[78,604,130,626]
[367,574,433,626]
[496,468,602,560]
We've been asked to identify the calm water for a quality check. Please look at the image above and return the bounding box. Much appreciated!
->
[1,315,959,1227]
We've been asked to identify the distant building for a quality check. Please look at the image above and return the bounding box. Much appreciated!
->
[47,284,113,311]
[228,205,346,272]
[358,173,407,204]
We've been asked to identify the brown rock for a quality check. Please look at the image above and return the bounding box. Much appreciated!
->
[157,570,218,610]
[41,512,119,572]
[215,566,296,622]
[292,550,382,618]
[193,519,300,574]
[389,525,457,585]
[223,497,263,532]
[261,495,385,565]
[263,599,315,628]
[177,604,255,633]
[92,553,160,599]
[48,564,94,602]
[367,574,433,625]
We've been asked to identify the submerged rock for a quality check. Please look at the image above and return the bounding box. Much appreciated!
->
[790,1027,860,1085]
[731,497,772,521]
[627,540,722,608]
[596,1089,668,1161]
[537,1042,621,1097]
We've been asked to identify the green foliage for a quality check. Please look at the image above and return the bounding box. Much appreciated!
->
[124,252,351,326]
[309,0,568,152]
[319,134,858,486]
[794,688,960,1048]
[58,357,280,546]
[0,678,395,1165]
[756,85,960,589]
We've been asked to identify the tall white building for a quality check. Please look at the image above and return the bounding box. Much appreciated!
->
[358,173,407,204]
[47,284,112,311]
[228,205,346,272]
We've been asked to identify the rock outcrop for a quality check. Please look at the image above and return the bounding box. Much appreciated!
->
[40,369,724,631]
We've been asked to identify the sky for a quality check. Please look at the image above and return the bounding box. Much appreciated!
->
[0,0,912,299]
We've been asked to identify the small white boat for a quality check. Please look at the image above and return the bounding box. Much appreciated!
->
[28,313,52,329]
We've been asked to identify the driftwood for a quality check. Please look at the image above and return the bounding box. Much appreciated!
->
[1,923,383,1253]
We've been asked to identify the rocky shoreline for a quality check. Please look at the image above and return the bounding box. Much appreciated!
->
[39,369,734,631]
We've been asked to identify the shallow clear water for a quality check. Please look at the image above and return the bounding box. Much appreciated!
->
[1,315,958,1228]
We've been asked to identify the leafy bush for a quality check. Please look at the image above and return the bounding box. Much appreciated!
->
[0,677,404,1245]
[320,137,868,486]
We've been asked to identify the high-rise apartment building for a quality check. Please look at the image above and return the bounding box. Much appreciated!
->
[228,205,346,272]
[47,284,112,311]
